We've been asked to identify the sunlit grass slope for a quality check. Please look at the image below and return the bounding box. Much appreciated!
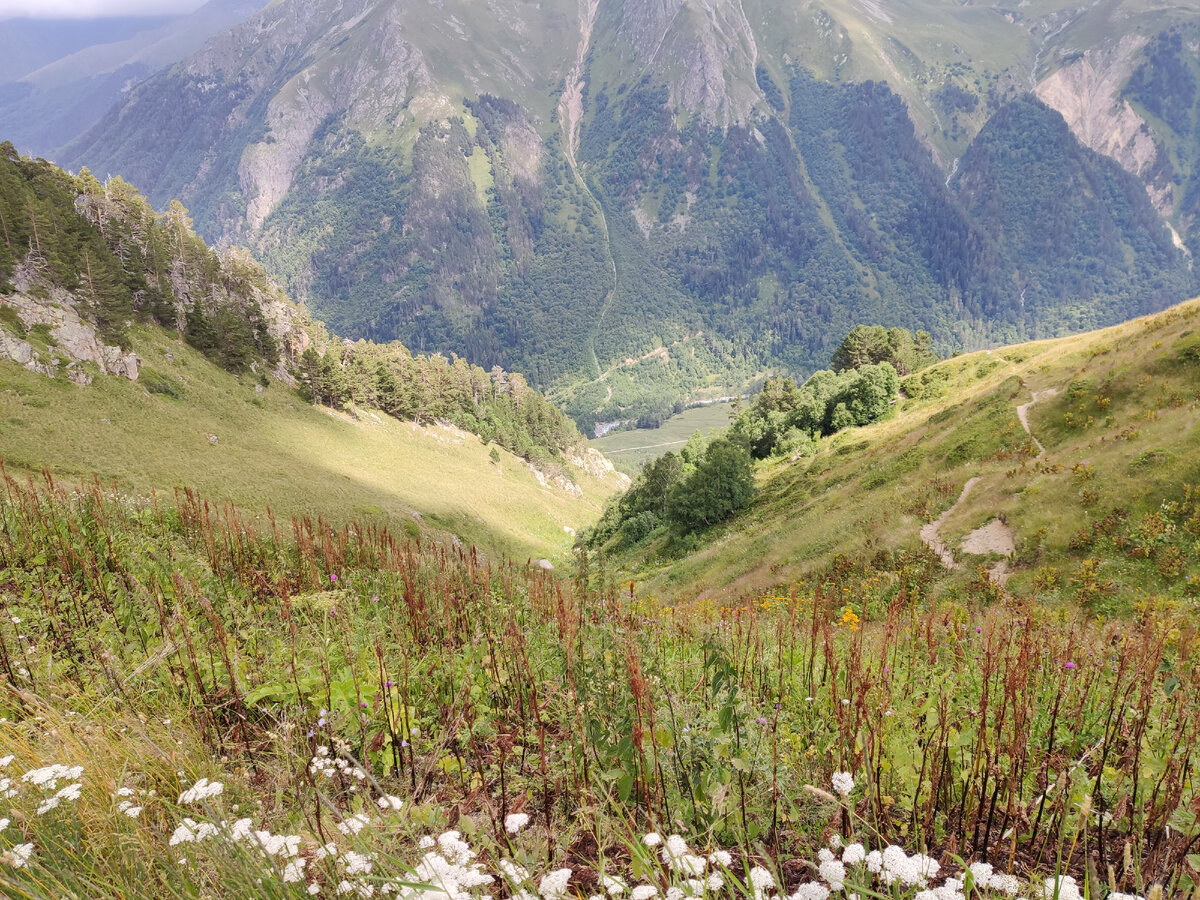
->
[629,297,1200,610]
[0,327,622,562]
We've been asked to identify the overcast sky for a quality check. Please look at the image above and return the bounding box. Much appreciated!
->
[0,0,207,18]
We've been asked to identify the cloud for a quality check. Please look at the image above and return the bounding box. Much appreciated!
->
[0,0,207,18]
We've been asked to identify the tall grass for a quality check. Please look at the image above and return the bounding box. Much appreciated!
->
[0,469,1195,896]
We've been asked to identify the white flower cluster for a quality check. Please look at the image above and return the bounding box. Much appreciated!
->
[337,812,372,836]
[831,772,854,798]
[592,835,733,900]
[21,763,83,790]
[178,777,224,804]
[310,746,367,781]
[391,830,495,900]
[504,811,530,833]
[36,780,81,815]
[780,834,1025,900]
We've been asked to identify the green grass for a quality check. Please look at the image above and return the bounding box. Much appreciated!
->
[0,327,622,563]
[618,298,1200,609]
[589,402,735,474]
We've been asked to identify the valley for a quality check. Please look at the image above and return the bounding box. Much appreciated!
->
[0,2,1197,898]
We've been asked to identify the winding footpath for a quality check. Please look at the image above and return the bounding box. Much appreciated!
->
[919,386,1058,570]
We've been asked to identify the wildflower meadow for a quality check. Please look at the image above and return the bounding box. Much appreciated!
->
[0,469,1196,898]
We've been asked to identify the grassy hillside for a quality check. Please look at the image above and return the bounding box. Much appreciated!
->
[621,297,1200,611]
[0,327,622,563]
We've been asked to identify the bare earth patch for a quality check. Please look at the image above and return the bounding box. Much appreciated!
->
[961,518,1016,557]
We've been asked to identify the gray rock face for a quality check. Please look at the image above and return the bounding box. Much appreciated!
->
[0,276,141,382]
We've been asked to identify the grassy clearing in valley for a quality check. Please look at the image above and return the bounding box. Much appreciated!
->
[590,404,736,475]
[0,474,1194,897]
[0,327,622,563]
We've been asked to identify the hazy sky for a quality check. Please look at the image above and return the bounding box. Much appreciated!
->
[0,0,207,18]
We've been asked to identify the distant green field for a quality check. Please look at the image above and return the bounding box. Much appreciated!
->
[589,402,734,474]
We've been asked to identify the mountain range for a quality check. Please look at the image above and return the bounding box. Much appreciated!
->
[38,0,1200,433]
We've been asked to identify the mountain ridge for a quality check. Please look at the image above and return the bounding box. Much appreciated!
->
[57,0,1200,433]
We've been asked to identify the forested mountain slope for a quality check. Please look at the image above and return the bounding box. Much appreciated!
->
[59,0,1200,434]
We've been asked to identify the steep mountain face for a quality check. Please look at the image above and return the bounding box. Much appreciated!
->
[61,0,1200,434]
[0,0,265,159]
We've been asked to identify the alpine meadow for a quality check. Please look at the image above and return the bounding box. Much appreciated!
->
[0,0,1198,899]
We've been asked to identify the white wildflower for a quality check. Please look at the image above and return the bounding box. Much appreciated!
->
[178,777,224,804]
[706,874,725,892]
[749,866,775,898]
[709,850,732,867]
[643,833,662,847]
[505,812,530,833]
[22,764,83,790]
[283,858,307,883]
[630,886,658,900]
[1035,876,1081,900]
[602,875,627,895]
[501,859,531,884]
[842,843,866,866]
[169,818,219,846]
[336,813,371,836]
[0,755,13,768]
[3,842,34,868]
[342,851,374,876]
[377,795,404,811]
[831,771,854,798]
[818,859,846,891]
[539,868,573,900]
[665,887,685,900]
[789,886,830,900]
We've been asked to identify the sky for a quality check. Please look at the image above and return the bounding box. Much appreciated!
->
[0,0,206,18]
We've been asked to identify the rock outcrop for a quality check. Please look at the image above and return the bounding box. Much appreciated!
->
[0,267,140,385]
[1036,36,1170,213]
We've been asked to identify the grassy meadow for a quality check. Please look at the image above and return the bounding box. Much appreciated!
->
[590,404,736,475]
[0,327,623,564]
[0,472,1194,898]
[622,299,1200,612]
[0,308,1196,899]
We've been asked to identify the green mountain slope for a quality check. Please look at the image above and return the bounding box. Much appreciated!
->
[59,0,1200,434]
[615,297,1200,613]
[0,145,625,562]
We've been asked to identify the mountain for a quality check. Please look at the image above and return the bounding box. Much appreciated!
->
[0,145,625,561]
[60,0,1200,434]
[0,0,265,159]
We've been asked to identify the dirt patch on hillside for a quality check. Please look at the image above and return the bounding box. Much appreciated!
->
[961,518,1016,557]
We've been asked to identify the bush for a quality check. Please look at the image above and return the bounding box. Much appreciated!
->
[666,437,755,534]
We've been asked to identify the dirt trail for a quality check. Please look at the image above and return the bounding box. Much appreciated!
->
[919,476,981,569]
[1015,388,1059,455]
[920,386,1057,571]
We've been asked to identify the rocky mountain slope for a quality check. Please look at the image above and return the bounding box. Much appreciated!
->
[59,0,1200,434]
